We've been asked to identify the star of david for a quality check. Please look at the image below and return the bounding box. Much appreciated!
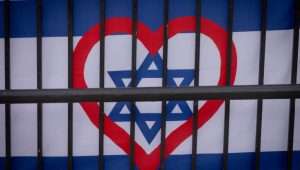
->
[108,53,194,143]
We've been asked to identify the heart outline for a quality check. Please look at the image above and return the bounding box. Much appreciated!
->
[73,16,237,170]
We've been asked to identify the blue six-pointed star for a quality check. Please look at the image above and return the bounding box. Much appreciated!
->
[108,53,194,143]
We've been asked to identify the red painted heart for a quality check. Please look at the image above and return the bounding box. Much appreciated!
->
[73,16,237,170]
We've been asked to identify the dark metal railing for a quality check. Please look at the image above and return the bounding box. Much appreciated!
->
[4,0,11,170]
[130,0,138,169]
[67,0,74,169]
[191,0,201,169]
[222,0,234,169]
[36,0,43,169]
[287,0,300,169]
[1,85,300,103]
[255,0,267,169]
[1,0,299,170]
[160,0,169,169]
[99,0,106,169]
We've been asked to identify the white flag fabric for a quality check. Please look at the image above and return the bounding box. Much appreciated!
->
[0,0,299,169]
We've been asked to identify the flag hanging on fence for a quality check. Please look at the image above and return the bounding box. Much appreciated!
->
[0,0,300,169]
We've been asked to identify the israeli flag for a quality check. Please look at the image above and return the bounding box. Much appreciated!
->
[0,0,299,169]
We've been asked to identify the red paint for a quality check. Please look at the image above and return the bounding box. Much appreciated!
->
[73,16,237,170]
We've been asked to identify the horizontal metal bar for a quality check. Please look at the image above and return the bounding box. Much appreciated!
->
[0,85,300,103]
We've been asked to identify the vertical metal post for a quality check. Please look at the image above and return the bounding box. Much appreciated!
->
[4,0,11,170]
[129,0,138,169]
[222,0,234,169]
[160,0,169,169]
[287,1,299,169]
[99,0,106,170]
[255,0,267,169]
[191,0,201,169]
[36,0,43,169]
[67,0,74,169]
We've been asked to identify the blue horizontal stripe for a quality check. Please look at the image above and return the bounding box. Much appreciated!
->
[0,0,295,37]
[0,151,299,170]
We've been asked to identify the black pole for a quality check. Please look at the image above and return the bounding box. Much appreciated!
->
[160,0,169,169]
[129,0,138,169]
[287,1,299,169]
[255,0,267,169]
[1,85,300,103]
[222,0,234,169]
[4,0,11,169]
[36,0,43,169]
[67,0,74,169]
[99,0,106,169]
[191,0,201,169]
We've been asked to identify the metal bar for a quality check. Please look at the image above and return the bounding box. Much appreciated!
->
[99,0,106,169]
[222,0,234,169]
[4,0,11,170]
[160,0,169,169]
[191,0,201,169]
[1,85,299,106]
[129,0,138,169]
[287,1,299,169]
[67,0,73,169]
[36,0,43,169]
[255,0,267,169]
